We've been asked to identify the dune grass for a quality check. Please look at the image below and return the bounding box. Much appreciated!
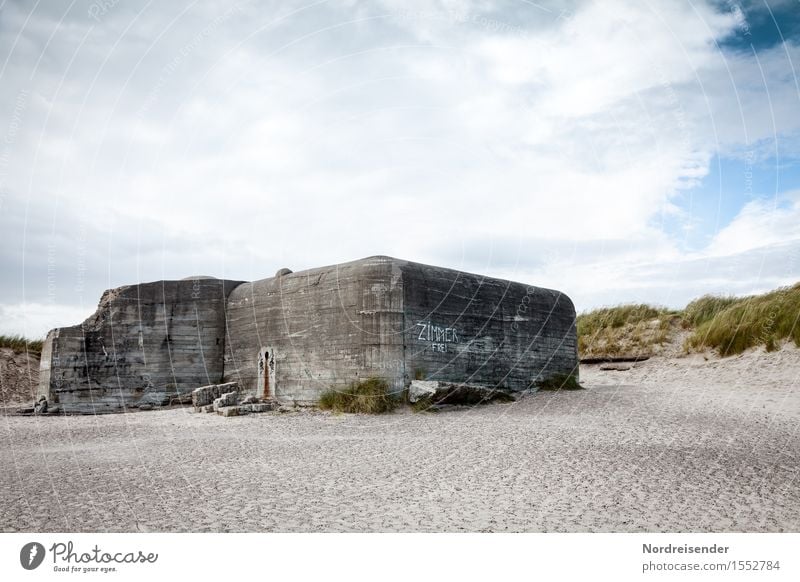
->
[0,334,44,354]
[577,283,800,359]
[318,377,398,414]
[681,295,740,327]
[577,304,677,359]
[684,283,800,356]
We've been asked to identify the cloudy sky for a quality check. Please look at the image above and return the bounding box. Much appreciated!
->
[1,0,799,338]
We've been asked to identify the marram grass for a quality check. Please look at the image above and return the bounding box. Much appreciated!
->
[684,283,800,356]
[318,377,398,414]
[0,334,44,354]
[577,304,677,359]
[577,282,800,359]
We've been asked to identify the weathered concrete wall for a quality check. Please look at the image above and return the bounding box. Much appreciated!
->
[400,261,578,391]
[223,257,405,404]
[40,278,242,413]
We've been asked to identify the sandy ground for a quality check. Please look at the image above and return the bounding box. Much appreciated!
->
[1,345,798,532]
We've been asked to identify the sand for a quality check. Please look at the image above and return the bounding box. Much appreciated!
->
[1,345,798,532]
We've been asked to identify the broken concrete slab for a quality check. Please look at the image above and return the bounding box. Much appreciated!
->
[33,396,48,414]
[210,401,277,417]
[192,382,240,407]
[213,392,239,412]
[409,381,515,406]
[221,391,238,405]
[217,406,248,417]
[599,363,632,371]
[168,392,194,405]
[244,402,275,413]
[408,380,439,403]
[217,391,238,407]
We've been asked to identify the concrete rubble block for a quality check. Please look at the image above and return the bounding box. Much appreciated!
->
[409,380,513,406]
[33,396,48,414]
[192,381,240,407]
[168,392,194,405]
[599,363,632,371]
[408,380,440,403]
[219,391,238,407]
[214,402,275,417]
[212,393,238,411]
[217,406,247,417]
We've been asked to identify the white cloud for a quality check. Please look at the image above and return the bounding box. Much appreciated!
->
[476,0,735,116]
[706,190,800,256]
[0,303,95,339]
[0,0,799,335]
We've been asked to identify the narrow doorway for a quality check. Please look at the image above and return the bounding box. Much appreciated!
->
[258,347,276,399]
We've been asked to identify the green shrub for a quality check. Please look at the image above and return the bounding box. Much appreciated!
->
[0,334,44,354]
[318,377,398,414]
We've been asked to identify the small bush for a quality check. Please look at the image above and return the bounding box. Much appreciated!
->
[536,373,584,391]
[0,334,44,354]
[318,377,398,414]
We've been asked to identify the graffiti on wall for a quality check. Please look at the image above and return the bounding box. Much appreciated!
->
[416,321,459,353]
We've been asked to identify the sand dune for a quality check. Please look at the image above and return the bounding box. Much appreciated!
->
[0,348,40,405]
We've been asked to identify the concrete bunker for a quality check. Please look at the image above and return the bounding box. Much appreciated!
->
[38,256,578,413]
